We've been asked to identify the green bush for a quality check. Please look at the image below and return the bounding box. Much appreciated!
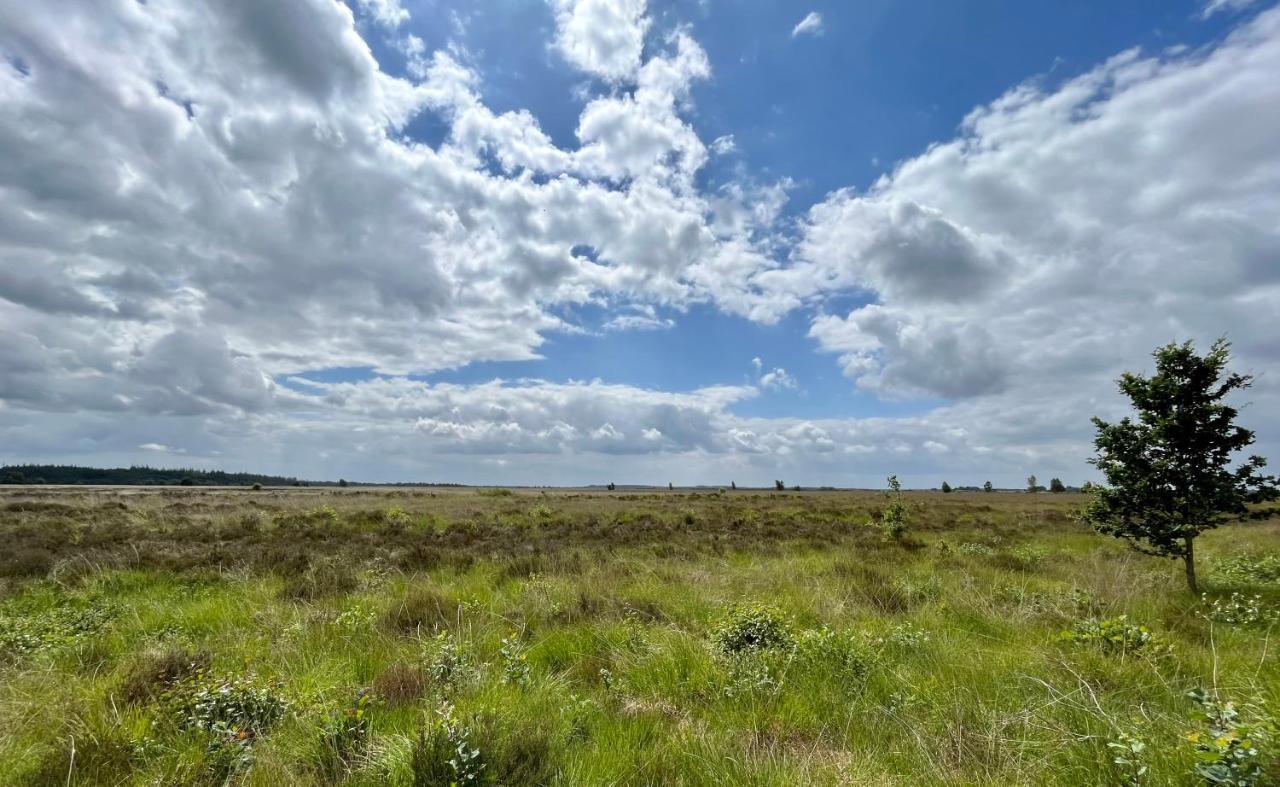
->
[411,702,485,786]
[876,475,910,542]
[161,671,289,741]
[1187,688,1275,786]
[317,690,376,780]
[0,599,116,660]
[427,640,469,692]
[1059,615,1160,655]
[957,542,996,557]
[1198,592,1278,626]
[1213,553,1280,586]
[499,634,531,687]
[712,603,793,655]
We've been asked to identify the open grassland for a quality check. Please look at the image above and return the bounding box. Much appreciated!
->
[0,486,1277,785]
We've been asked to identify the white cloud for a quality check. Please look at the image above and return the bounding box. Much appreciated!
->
[758,367,798,391]
[779,9,1280,464]
[551,0,650,82]
[1202,0,1259,19]
[138,442,183,453]
[1,1,1279,488]
[602,304,675,332]
[710,134,736,155]
[354,0,410,29]
[792,12,824,38]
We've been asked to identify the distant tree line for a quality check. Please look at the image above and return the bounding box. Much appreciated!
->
[0,464,307,487]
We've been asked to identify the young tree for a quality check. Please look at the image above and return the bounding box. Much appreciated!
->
[731,481,736,490]
[941,481,952,493]
[775,480,785,491]
[877,474,909,542]
[668,482,673,491]
[1026,474,1039,493]
[1049,478,1066,493]
[1082,340,1277,594]
[983,480,994,493]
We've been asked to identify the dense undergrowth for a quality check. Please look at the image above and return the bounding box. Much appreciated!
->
[0,487,1277,785]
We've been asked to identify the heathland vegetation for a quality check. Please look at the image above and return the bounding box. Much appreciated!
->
[0,484,1277,785]
[0,341,1276,785]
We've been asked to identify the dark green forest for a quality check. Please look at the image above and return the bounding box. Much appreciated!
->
[0,465,306,487]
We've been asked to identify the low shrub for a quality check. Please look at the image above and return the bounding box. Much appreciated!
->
[1059,615,1161,655]
[410,702,485,786]
[161,671,289,741]
[317,689,376,781]
[875,621,932,652]
[500,634,531,687]
[1186,688,1275,786]
[0,598,116,660]
[425,632,477,692]
[712,603,793,655]
[1213,553,1280,586]
[1107,731,1148,786]
[957,542,996,558]
[1199,592,1279,627]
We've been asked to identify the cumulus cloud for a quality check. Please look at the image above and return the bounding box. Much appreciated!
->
[0,0,760,385]
[792,12,824,38]
[551,0,650,81]
[790,9,1280,411]
[758,367,798,391]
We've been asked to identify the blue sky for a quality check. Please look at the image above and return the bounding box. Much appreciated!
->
[2,0,1278,485]
[309,0,1250,420]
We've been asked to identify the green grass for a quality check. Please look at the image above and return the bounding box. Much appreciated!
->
[0,487,1277,785]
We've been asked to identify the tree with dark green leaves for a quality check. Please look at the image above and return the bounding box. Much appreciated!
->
[1049,478,1066,493]
[1082,339,1277,594]
[1026,475,1040,493]
[775,480,785,491]
[983,480,994,493]
[941,481,952,493]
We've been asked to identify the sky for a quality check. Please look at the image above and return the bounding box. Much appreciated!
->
[1,0,1278,487]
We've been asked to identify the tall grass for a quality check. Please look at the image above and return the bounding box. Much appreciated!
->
[0,487,1276,784]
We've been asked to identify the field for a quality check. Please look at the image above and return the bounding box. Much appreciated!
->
[0,486,1277,786]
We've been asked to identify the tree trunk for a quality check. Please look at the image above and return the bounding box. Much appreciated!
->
[1183,536,1199,595]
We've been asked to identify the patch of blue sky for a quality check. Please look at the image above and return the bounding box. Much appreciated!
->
[335,0,1254,423]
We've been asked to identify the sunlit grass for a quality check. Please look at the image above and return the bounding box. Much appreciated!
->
[0,487,1276,784]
